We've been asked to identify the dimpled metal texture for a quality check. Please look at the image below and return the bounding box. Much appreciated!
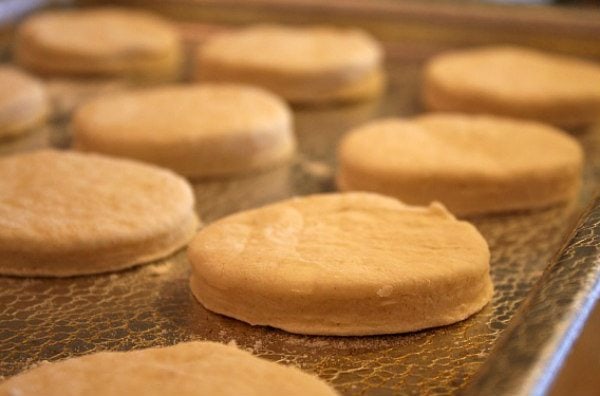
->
[1,57,600,396]
[463,194,600,396]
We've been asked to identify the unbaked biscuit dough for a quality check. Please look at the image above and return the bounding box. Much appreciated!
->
[0,150,198,277]
[72,84,295,178]
[337,114,583,216]
[14,7,182,81]
[0,342,338,396]
[0,66,48,139]
[423,46,600,127]
[196,24,384,104]
[188,192,492,336]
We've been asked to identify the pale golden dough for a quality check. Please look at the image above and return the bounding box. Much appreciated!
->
[14,7,182,81]
[72,84,295,178]
[189,192,492,336]
[196,24,384,103]
[301,67,385,104]
[423,46,600,127]
[0,150,198,276]
[0,66,48,139]
[0,342,338,396]
[337,114,583,216]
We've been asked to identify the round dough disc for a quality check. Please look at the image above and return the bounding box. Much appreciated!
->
[0,341,338,396]
[337,114,583,216]
[188,192,493,336]
[14,7,182,81]
[422,46,600,127]
[0,150,198,276]
[0,66,48,139]
[72,84,295,178]
[196,24,384,103]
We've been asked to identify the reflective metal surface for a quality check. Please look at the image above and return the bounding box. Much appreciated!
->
[463,194,600,396]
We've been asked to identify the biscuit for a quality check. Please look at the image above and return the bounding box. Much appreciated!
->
[14,8,182,81]
[188,192,492,336]
[0,150,198,276]
[337,114,583,216]
[195,24,384,104]
[0,66,48,139]
[72,84,295,178]
[423,46,600,127]
[0,341,338,396]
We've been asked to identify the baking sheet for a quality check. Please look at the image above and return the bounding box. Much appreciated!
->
[1,2,600,395]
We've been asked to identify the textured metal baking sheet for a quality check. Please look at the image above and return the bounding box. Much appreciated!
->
[1,2,600,395]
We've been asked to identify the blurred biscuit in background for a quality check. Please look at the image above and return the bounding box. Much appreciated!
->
[337,113,584,216]
[0,66,48,139]
[423,46,600,128]
[72,84,296,178]
[195,24,384,104]
[14,7,182,82]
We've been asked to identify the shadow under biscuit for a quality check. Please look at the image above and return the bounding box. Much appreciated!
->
[0,124,50,156]
[43,77,131,121]
[191,164,296,223]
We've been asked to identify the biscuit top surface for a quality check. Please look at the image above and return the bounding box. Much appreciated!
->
[18,8,178,59]
[426,46,600,100]
[200,24,382,74]
[339,114,583,177]
[0,341,337,396]
[0,150,194,250]
[0,66,47,122]
[73,84,291,141]
[189,192,489,295]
